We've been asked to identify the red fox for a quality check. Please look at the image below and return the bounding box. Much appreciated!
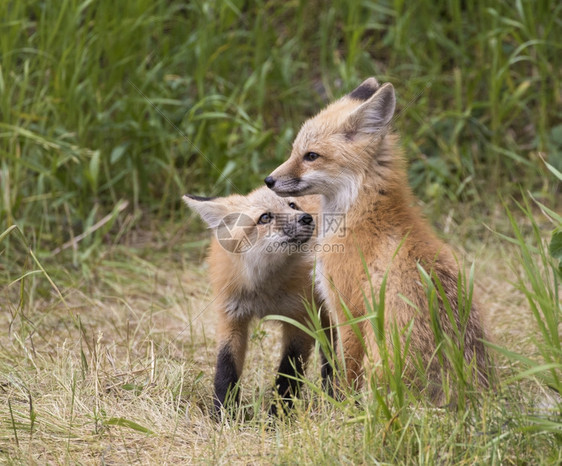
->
[183,187,331,415]
[265,78,492,402]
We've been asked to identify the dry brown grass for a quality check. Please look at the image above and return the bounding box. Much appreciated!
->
[1,217,559,464]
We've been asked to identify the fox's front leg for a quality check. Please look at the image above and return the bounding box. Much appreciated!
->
[214,314,250,414]
[319,307,335,396]
[270,322,314,415]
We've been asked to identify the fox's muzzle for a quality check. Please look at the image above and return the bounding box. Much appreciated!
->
[282,213,315,244]
[298,213,313,225]
[264,175,308,197]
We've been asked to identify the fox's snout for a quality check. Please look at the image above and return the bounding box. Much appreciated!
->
[298,213,313,225]
[282,212,315,244]
[264,176,275,189]
[263,167,304,197]
[264,174,305,196]
[264,156,304,196]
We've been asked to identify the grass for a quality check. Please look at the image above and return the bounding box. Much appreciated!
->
[1,0,561,463]
[1,207,561,463]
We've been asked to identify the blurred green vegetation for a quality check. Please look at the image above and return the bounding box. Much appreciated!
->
[0,0,560,249]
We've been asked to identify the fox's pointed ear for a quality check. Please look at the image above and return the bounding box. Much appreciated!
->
[346,82,395,135]
[348,77,380,101]
[182,195,228,229]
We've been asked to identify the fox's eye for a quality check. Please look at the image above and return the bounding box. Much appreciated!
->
[303,152,320,162]
[288,202,299,210]
[257,212,273,224]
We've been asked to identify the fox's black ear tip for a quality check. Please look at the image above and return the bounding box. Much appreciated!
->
[349,77,380,101]
[183,194,216,202]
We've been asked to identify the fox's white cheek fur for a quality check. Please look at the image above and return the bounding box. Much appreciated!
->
[302,170,361,224]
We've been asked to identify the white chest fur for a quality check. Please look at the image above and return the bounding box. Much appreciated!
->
[313,261,333,312]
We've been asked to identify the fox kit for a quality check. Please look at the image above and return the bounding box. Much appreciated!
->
[266,78,492,402]
[183,187,331,414]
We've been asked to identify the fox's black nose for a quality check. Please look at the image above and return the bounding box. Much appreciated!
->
[264,176,275,188]
[298,213,313,225]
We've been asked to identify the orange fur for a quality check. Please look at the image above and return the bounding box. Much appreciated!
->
[184,187,330,413]
[267,78,493,403]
